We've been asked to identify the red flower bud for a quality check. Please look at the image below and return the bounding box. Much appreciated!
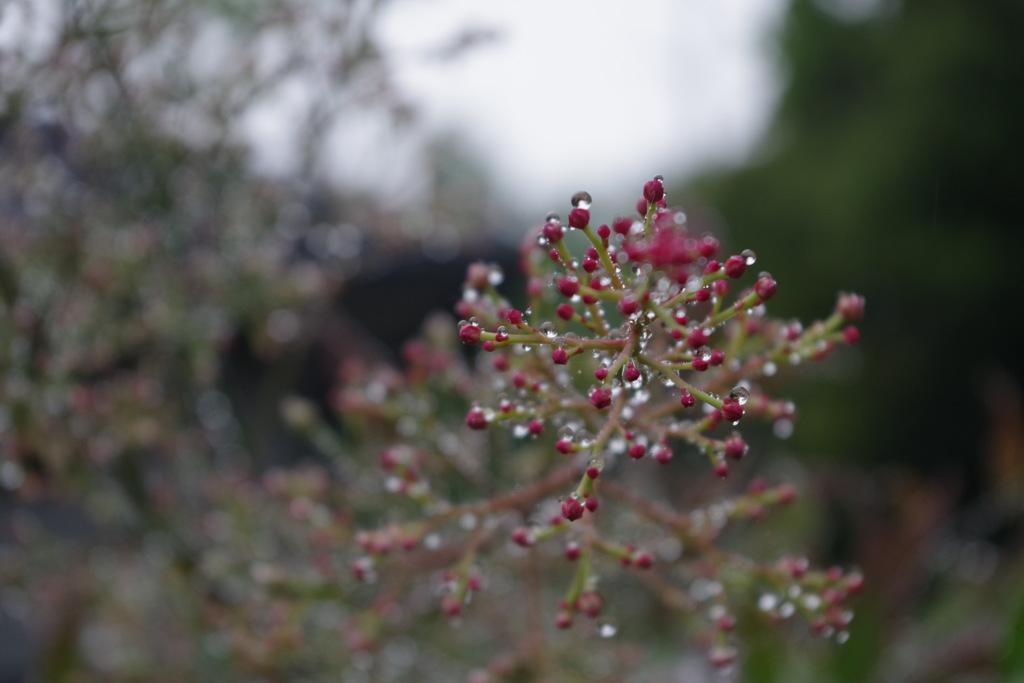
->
[557,276,579,298]
[459,324,482,345]
[589,387,613,409]
[561,497,585,522]
[511,527,534,547]
[465,407,489,430]
[837,292,865,321]
[724,254,747,278]
[568,207,590,230]
[755,276,777,300]
[721,398,744,422]
[643,177,665,204]
[724,435,748,460]
[542,221,564,243]
[624,364,641,382]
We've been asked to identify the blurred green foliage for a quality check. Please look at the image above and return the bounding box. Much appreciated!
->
[688,1,1024,680]
[691,0,1024,472]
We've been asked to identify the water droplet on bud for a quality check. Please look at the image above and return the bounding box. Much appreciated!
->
[571,191,592,210]
[597,620,618,638]
[741,248,757,266]
[546,212,561,223]
[729,386,750,405]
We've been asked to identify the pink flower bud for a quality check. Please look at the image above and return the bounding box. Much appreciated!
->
[837,292,866,321]
[643,177,665,204]
[459,324,482,345]
[633,551,654,569]
[589,387,613,409]
[568,207,590,230]
[511,527,534,547]
[465,407,489,430]
[687,328,709,349]
[843,326,860,345]
[561,497,585,522]
[680,390,696,407]
[721,398,744,422]
[557,276,579,298]
[724,254,747,278]
[556,304,575,320]
[542,221,564,243]
[755,276,777,301]
[576,591,604,618]
[724,435,748,460]
[551,348,569,365]
[624,364,641,382]
[618,297,639,317]
[628,444,646,459]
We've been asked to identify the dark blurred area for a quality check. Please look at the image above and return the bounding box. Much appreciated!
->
[685,0,1024,680]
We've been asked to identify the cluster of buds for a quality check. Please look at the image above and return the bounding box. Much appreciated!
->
[335,177,864,673]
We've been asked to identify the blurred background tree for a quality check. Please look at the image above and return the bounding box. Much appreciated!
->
[685,0,1024,680]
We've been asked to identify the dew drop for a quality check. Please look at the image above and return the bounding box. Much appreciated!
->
[779,602,796,618]
[757,593,778,612]
[696,346,713,361]
[597,620,618,638]
[545,212,561,223]
[762,361,777,377]
[729,386,750,405]
[424,533,442,550]
[628,388,650,406]
[576,430,595,448]
[557,425,575,440]
[571,191,593,210]
[741,248,757,266]
[487,267,504,286]
[836,630,850,644]
[773,419,794,439]
[512,423,529,438]
[802,594,822,611]
[540,322,558,339]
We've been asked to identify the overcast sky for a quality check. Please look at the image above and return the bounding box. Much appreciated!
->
[376,0,789,212]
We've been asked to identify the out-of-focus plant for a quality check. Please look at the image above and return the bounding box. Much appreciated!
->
[0,2,872,680]
[295,177,865,679]
[0,0,412,495]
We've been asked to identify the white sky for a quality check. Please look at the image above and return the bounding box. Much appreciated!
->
[377,0,789,212]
